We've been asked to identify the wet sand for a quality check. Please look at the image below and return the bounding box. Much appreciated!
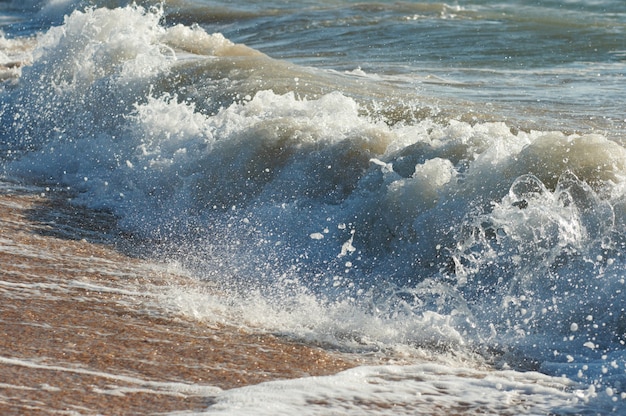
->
[0,186,355,415]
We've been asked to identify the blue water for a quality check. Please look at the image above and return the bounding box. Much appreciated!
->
[1,0,626,413]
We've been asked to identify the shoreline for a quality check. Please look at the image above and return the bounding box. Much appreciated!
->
[0,186,356,414]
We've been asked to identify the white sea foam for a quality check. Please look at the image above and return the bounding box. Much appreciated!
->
[0,31,34,81]
[0,356,221,396]
[200,363,620,415]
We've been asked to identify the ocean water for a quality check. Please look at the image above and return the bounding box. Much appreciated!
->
[1,0,626,413]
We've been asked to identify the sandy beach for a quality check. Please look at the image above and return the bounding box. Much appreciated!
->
[0,186,355,415]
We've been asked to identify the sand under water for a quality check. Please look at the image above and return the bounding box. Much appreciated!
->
[0,184,356,414]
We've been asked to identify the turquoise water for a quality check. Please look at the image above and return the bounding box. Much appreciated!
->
[196,0,626,133]
[3,0,625,133]
[2,1,626,413]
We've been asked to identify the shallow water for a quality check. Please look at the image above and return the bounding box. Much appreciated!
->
[1,0,626,414]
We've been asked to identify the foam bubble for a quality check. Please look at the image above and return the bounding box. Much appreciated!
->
[202,363,614,415]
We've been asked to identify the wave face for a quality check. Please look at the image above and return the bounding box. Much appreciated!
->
[2,2,626,412]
